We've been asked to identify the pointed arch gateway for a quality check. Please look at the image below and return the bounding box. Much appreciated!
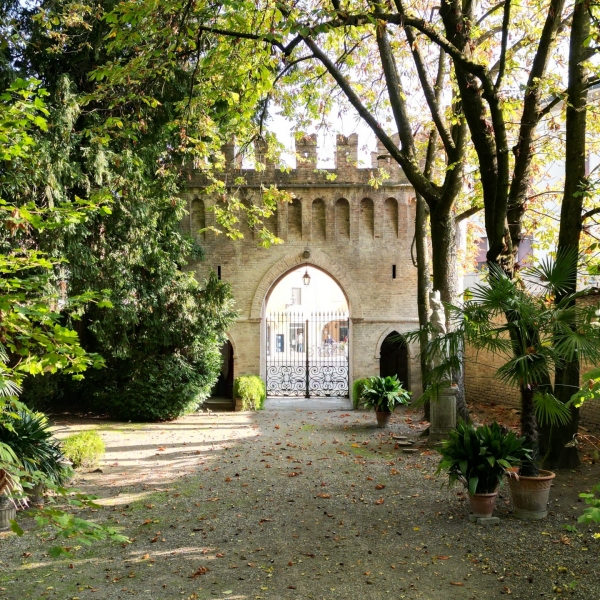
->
[255,251,360,399]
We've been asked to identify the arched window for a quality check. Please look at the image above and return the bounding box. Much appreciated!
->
[360,198,374,240]
[335,198,350,239]
[288,199,302,240]
[384,198,399,238]
[263,205,278,236]
[311,199,326,241]
[191,198,205,241]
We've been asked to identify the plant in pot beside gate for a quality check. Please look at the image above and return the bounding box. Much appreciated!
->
[437,421,532,518]
[359,375,411,428]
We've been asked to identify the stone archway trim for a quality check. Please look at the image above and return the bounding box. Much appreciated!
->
[250,249,363,319]
[225,331,238,358]
[374,325,415,359]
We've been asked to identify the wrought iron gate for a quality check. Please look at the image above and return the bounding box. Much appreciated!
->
[266,311,349,397]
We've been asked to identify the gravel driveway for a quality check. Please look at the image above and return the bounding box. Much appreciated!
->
[0,407,598,600]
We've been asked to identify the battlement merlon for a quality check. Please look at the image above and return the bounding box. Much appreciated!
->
[190,135,409,188]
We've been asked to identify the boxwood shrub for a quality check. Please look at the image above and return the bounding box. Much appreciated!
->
[352,378,370,409]
[233,376,266,410]
[62,431,106,468]
[88,353,218,421]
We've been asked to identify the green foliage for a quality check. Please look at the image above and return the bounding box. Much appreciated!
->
[61,431,105,468]
[570,368,600,408]
[359,375,411,412]
[90,354,215,421]
[436,421,532,495]
[578,484,600,536]
[0,80,107,401]
[73,271,236,421]
[351,378,369,409]
[0,73,236,423]
[10,490,129,555]
[20,372,64,412]
[233,375,266,411]
[0,409,70,485]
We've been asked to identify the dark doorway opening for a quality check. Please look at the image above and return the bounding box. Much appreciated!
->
[211,340,234,399]
[379,332,409,389]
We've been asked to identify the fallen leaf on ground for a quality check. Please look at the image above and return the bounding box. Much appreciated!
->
[190,566,209,578]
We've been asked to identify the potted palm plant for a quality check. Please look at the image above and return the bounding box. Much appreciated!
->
[437,421,531,518]
[416,254,600,518]
[359,375,411,428]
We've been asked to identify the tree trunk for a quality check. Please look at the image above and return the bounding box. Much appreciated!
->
[429,205,457,309]
[542,0,589,470]
[414,193,432,420]
[520,385,540,476]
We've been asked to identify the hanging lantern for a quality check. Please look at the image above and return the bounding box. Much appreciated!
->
[302,266,311,286]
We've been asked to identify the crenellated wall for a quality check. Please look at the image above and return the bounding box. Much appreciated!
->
[183,134,422,398]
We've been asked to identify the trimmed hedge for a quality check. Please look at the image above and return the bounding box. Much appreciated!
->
[352,378,370,409]
[233,376,266,410]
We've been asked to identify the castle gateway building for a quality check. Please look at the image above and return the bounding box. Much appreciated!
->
[183,134,422,402]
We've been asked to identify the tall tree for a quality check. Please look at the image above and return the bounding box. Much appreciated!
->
[543,0,593,469]
[2,1,241,420]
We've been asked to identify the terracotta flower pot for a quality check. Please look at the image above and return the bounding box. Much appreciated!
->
[469,492,498,518]
[375,411,392,428]
[507,469,555,520]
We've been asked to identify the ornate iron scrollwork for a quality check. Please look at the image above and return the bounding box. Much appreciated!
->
[266,365,306,397]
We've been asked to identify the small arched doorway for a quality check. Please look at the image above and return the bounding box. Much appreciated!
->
[380,332,409,389]
[211,340,234,399]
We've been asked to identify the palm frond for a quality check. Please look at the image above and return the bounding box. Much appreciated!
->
[0,441,19,466]
[523,247,578,296]
[0,378,22,399]
[533,392,572,426]
[495,353,551,387]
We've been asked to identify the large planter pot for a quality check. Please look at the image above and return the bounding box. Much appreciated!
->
[0,495,16,531]
[469,492,498,518]
[375,411,392,428]
[507,469,555,520]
